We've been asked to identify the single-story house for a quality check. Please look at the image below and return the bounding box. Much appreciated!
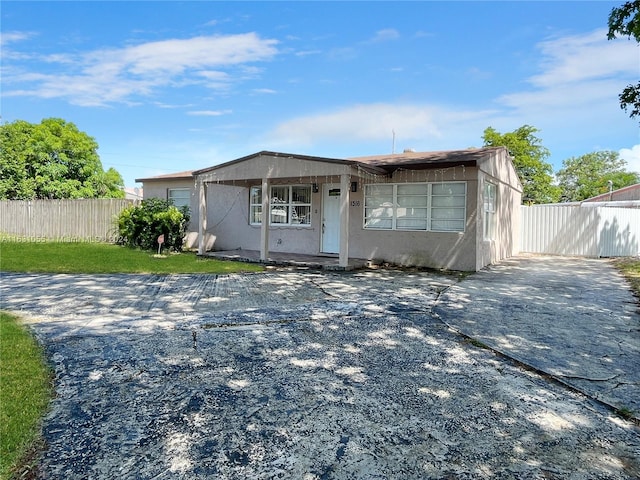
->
[136,147,522,271]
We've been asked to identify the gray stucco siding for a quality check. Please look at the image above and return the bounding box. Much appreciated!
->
[139,148,522,270]
[141,179,198,232]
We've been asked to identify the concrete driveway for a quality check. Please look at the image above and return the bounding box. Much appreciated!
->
[2,256,639,479]
[433,254,640,419]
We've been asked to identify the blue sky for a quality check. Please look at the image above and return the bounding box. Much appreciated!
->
[2,1,639,187]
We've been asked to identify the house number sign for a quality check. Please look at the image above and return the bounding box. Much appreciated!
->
[351,200,361,207]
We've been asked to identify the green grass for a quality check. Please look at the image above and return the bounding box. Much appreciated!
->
[0,312,53,480]
[0,241,264,274]
[0,242,261,477]
[614,257,640,300]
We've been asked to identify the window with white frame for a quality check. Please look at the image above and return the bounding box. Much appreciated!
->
[364,182,466,232]
[168,188,191,213]
[364,184,394,229]
[483,182,497,240]
[250,185,312,226]
[431,182,466,232]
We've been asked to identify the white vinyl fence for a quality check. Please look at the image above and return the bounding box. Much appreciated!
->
[0,199,136,242]
[520,205,640,257]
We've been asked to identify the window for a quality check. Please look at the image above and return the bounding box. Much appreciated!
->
[364,185,394,229]
[397,184,429,230]
[431,183,466,232]
[168,188,191,213]
[364,182,466,232]
[483,182,497,240]
[250,186,263,224]
[250,185,312,226]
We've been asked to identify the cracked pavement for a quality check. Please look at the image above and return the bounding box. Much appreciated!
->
[434,255,640,418]
[1,256,639,479]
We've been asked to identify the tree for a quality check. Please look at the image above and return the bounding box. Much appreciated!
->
[607,1,640,122]
[0,118,124,199]
[117,198,190,252]
[482,125,559,204]
[556,151,640,202]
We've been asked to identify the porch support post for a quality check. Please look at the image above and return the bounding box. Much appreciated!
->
[260,177,270,261]
[339,173,350,267]
[197,180,207,255]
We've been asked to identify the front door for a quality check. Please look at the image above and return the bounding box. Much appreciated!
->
[321,184,341,253]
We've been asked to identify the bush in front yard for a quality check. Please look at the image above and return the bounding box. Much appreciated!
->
[116,198,190,252]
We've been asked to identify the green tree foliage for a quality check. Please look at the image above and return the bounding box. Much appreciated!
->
[607,1,640,121]
[0,118,124,199]
[482,125,560,204]
[556,151,640,202]
[117,198,190,252]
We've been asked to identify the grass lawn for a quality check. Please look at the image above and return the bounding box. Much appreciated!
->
[0,241,264,274]
[614,257,640,300]
[0,242,261,478]
[0,312,52,480]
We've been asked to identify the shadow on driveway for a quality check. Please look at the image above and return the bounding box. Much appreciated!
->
[1,262,639,479]
[434,254,640,420]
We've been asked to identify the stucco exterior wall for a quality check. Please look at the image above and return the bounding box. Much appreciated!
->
[475,175,519,270]
[200,165,500,271]
[203,182,324,254]
[142,148,522,271]
[141,179,198,233]
[348,167,480,271]
[200,166,484,270]
[475,151,523,270]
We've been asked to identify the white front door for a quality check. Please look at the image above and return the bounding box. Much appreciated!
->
[321,183,341,253]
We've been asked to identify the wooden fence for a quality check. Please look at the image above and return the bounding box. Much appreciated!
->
[520,204,640,257]
[0,199,136,242]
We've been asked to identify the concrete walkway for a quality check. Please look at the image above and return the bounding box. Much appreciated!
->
[433,254,640,419]
[1,257,639,479]
[205,249,372,270]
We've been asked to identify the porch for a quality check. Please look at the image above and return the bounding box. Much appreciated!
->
[201,249,374,271]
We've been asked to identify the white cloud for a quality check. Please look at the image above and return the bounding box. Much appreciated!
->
[530,29,637,88]
[0,31,34,46]
[187,110,232,116]
[619,144,640,175]
[499,78,626,111]
[195,71,230,80]
[497,28,637,116]
[122,35,277,74]
[252,88,277,94]
[265,28,636,158]
[368,28,400,43]
[270,103,438,146]
[488,27,639,156]
[3,33,278,106]
[267,103,496,149]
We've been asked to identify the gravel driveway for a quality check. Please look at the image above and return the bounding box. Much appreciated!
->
[2,263,639,479]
